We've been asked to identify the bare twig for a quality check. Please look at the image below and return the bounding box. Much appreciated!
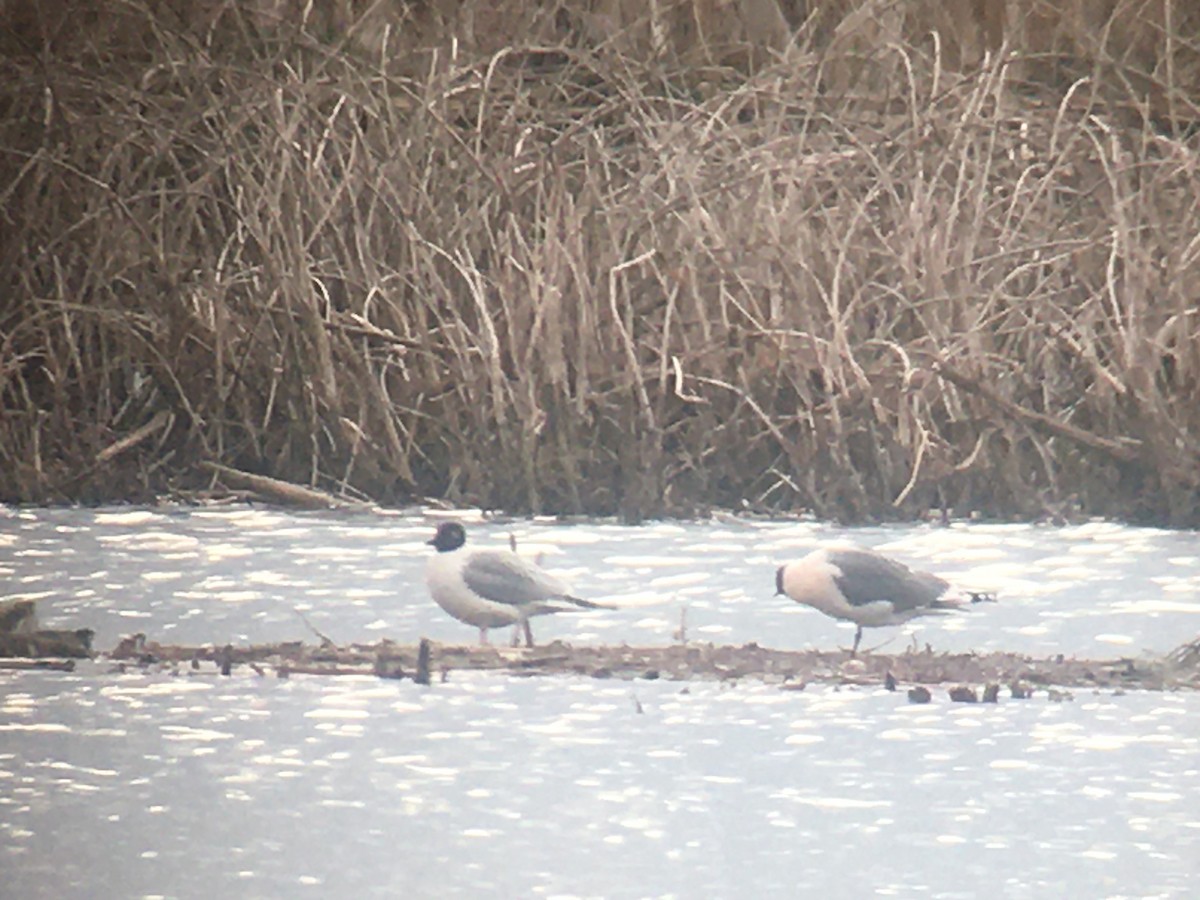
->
[934,362,1142,463]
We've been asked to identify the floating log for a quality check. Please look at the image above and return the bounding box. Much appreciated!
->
[99,636,1200,691]
[0,628,94,659]
[0,599,94,660]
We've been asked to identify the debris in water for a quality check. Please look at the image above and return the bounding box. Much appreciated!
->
[415,638,432,686]
[74,635,1200,692]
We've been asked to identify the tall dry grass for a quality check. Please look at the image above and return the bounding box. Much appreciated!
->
[1,0,1199,523]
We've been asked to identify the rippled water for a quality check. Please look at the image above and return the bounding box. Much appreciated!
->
[4,506,1200,655]
[2,506,1199,897]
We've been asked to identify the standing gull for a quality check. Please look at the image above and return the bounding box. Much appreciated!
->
[775,545,994,655]
[425,521,607,647]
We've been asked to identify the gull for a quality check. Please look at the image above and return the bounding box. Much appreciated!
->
[775,545,994,655]
[424,521,608,647]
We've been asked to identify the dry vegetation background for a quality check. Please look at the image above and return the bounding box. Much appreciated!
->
[2,0,1200,524]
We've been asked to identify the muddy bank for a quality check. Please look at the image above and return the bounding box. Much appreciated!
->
[94,635,1200,694]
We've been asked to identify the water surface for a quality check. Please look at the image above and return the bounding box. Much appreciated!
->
[3,506,1198,656]
[2,507,1198,898]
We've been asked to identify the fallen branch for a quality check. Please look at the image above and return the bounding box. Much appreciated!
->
[200,462,368,510]
[933,362,1142,463]
[96,410,173,464]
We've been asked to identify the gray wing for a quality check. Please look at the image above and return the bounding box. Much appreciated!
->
[826,548,949,612]
[460,551,571,608]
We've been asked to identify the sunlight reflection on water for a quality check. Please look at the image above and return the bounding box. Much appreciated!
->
[1,506,1199,896]
[8,505,1196,655]
[1,672,1196,897]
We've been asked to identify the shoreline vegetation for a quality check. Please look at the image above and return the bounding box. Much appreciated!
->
[3,2,1200,525]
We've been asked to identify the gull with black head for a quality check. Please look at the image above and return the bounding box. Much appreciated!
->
[775,545,994,655]
[425,521,607,648]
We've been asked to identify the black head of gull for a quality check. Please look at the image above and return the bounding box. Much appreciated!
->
[775,545,993,655]
[428,521,467,553]
[424,521,608,648]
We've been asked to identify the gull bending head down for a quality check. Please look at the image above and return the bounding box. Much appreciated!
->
[775,545,994,655]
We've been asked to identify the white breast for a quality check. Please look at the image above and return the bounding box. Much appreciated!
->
[425,551,522,629]
[781,550,854,618]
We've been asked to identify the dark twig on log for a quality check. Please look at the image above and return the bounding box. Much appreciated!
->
[415,638,432,685]
[294,609,336,648]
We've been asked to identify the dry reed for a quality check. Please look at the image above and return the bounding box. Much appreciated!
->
[1,1,1199,524]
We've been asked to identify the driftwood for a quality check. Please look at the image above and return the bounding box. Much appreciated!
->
[101,635,1200,692]
[4,610,1195,693]
[95,410,173,464]
[0,599,93,659]
[199,462,369,510]
[0,629,95,659]
[934,362,1143,463]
